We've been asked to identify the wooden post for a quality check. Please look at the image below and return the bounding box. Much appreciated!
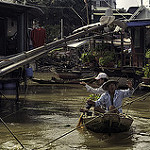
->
[121,31,124,68]
[84,0,89,24]
[16,80,19,104]
[61,19,64,39]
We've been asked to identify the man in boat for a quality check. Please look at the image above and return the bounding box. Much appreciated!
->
[80,72,108,112]
[80,72,108,94]
[86,80,134,113]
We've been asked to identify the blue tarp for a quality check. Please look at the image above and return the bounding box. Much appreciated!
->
[127,21,150,27]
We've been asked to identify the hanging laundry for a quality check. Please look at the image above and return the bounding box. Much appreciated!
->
[31,27,46,48]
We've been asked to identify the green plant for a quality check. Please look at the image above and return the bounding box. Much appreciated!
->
[135,70,143,76]
[117,60,121,67]
[45,25,60,42]
[81,52,95,63]
[143,64,150,78]
[99,51,115,66]
[145,49,150,59]
[86,94,100,101]
[142,49,150,78]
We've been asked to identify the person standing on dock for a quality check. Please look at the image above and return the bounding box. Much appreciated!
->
[80,72,108,94]
[87,80,134,113]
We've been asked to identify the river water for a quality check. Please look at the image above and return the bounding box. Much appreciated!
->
[0,83,150,150]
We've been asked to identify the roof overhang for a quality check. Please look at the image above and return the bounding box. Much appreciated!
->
[0,1,44,17]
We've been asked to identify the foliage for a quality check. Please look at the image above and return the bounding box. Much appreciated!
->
[143,64,150,78]
[145,49,150,59]
[99,51,115,66]
[135,70,143,76]
[37,0,86,35]
[19,0,86,36]
[45,25,60,42]
[86,94,100,101]
[142,49,150,78]
[81,52,95,63]
[117,60,121,67]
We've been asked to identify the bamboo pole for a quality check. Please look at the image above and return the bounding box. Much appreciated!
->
[0,23,106,77]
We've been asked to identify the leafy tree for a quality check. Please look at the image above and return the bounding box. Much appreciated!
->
[25,0,87,35]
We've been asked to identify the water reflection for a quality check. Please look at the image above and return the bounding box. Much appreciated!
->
[77,127,134,150]
[0,84,150,150]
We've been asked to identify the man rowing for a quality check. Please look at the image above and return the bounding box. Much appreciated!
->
[87,79,134,113]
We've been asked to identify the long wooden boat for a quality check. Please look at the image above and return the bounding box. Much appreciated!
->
[82,112,133,133]
[31,76,95,84]
[57,71,81,80]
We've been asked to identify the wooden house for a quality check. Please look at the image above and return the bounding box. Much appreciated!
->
[0,1,44,100]
[0,1,44,57]
[127,6,150,67]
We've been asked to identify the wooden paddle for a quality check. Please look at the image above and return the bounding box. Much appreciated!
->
[77,113,83,127]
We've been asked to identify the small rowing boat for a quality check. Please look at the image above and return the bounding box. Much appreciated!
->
[82,112,133,133]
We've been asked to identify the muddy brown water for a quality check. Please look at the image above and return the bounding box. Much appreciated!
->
[0,83,150,150]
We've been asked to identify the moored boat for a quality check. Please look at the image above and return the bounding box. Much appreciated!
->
[56,71,81,80]
[82,112,133,133]
[31,76,96,84]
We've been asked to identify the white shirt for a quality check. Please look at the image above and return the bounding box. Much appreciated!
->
[95,88,134,113]
[85,84,105,95]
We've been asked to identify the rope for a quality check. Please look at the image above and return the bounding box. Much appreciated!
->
[33,92,150,149]
[0,117,25,149]
[129,114,150,120]
[123,92,150,107]
[0,91,26,149]
[33,92,149,149]
[0,104,26,149]
[0,90,25,119]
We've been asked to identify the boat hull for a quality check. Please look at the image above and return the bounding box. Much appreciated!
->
[83,113,133,133]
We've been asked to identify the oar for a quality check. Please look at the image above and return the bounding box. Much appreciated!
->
[33,92,150,150]
[76,113,83,127]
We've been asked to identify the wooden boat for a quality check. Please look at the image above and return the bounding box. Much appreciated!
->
[31,76,95,84]
[82,112,133,133]
[139,82,150,90]
[57,71,81,80]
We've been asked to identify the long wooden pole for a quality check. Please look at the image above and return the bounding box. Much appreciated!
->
[0,23,106,77]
